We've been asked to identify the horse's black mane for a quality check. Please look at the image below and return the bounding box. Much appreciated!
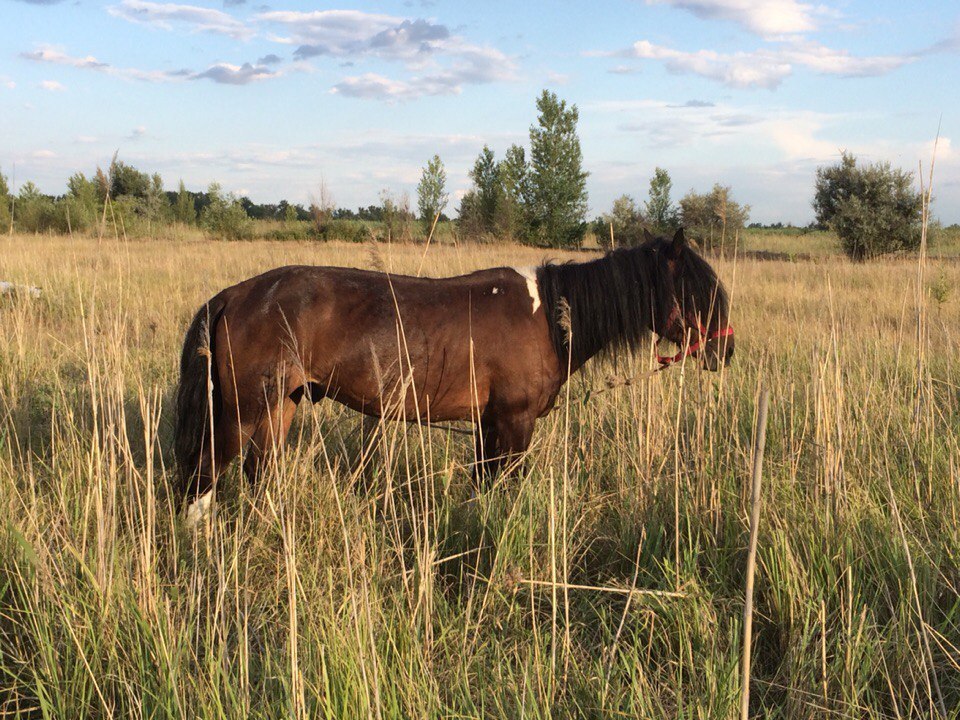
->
[535,236,728,370]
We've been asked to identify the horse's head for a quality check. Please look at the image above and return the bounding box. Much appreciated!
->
[650,228,734,372]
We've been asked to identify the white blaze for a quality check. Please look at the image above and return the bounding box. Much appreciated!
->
[185,491,214,530]
[512,267,541,314]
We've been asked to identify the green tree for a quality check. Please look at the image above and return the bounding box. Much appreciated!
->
[61,172,101,232]
[109,159,151,200]
[528,90,588,248]
[456,191,484,239]
[68,172,99,207]
[17,182,41,202]
[679,184,750,251]
[174,180,196,224]
[143,173,169,225]
[814,151,922,260]
[496,143,530,240]
[417,154,448,232]
[470,146,500,234]
[645,167,677,231]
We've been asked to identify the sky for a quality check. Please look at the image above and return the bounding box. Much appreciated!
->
[2,0,959,225]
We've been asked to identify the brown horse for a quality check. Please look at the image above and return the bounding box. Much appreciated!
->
[174,228,733,524]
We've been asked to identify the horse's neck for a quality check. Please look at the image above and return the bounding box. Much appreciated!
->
[563,278,658,375]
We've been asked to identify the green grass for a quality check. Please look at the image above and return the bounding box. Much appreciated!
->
[1,235,959,718]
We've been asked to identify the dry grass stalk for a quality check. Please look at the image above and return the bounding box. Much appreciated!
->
[741,388,770,720]
[914,129,940,434]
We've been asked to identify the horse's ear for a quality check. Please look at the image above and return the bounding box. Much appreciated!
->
[670,227,686,257]
[643,228,656,244]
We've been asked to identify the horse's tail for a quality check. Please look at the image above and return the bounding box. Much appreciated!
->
[174,296,226,495]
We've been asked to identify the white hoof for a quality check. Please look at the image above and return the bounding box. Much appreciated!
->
[185,491,214,530]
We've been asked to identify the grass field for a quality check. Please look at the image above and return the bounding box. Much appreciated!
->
[1,233,960,718]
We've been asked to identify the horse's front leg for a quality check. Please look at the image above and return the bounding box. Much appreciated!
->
[473,409,535,485]
[472,419,500,484]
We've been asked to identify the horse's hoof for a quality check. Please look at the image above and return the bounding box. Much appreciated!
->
[184,491,215,530]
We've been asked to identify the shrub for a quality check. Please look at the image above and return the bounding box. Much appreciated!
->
[200,183,251,241]
[14,183,59,234]
[814,151,922,261]
[378,190,414,242]
[323,218,372,243]
[265,221,314,242]
[679,184,750,252]
[598,195,645,249]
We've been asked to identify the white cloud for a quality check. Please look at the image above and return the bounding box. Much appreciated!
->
[330,51,515,101]
[107,0,253,40]
[39,79,65,91]
[22,9,514,99]
[329,45,516,100]
[627,40,792,88]
[778,40,912,77]
[21,45,283,86]
[191,62,275,85]
[22,47,110,71]
[31,149,56,159]
[331,73,421,100]
[601,38,912,88]
[257,10,442,60]
[21,46,179,82]
[258,9,516,100]
[645,0,820,36]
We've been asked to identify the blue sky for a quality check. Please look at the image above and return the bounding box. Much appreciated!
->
[2,0,959,224]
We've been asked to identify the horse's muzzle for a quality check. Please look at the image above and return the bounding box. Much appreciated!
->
[701,333,734,371]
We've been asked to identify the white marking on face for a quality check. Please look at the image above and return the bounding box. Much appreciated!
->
[512,267,541,314]
[492,286,500,294]
[185,491,214,530]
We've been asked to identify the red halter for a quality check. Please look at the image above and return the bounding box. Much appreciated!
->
[655,306,735,367]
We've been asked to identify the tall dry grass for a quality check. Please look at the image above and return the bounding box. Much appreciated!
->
[1,234,959,718]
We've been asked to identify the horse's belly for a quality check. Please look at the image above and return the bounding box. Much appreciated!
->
[326,381,485,423]
[317,350,489,423]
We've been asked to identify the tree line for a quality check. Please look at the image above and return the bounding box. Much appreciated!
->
[0,90,931,260]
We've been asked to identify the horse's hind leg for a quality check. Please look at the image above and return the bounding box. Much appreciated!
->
[243,388,302,486]
[185,415,246,528]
